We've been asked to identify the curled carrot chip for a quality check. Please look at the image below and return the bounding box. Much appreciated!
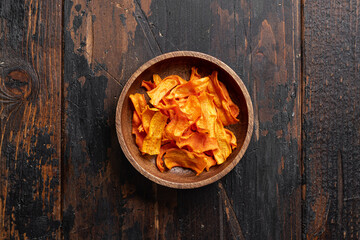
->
[213,119,233,164]
[129,93,147,118]
[141,80,156,91]
[141,112,168,155]
[225,129,237,149]
[147,75,187,106]
[177,132,218,153]
[204,154,217,171]
[163,148,210,175]
[156,143,177,172]
[219,81,240,118]
[167,76,209,99]
[132,111,146,150]
[196,92,217,138]
[208,71,239,126]
[141,105,158,134]
[153,74,162,86]
[130,67,240,175]
[165,112,191,141]
[179,95,201,122]
[147,76,179,106]
[190,67,201,81]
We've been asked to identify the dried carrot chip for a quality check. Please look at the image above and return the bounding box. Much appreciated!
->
[204,155,217,171]
[177,132,218,153]
[147,76,179,106]
[156,98,178,111]
[167,76,209,99]
[225,129,237,149]
[165,112,191,141]
[153,74,162,86]
[141,80,156,91]
[132,111,146,150]
[219,81,240,118]
[190,67,201,81]
[196,92,217,138]
[141,105,158,134]
[129,93,147,118]
[141,112,168,155]
[213,119,233,164]
[179,95,201,122]
[163,148,209,175]
[156,142,177,172]
[141,74,163,91]
[208,71,239,126]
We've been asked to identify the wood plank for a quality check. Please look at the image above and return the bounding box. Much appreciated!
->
[303,0,360,239]
[210,0,302,239]
[62,0,155,238]
[0,0,62,239]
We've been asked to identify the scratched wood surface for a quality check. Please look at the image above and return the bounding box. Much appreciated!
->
[302,0,360,239]
[0,0,62,239]
[1,0,359,239]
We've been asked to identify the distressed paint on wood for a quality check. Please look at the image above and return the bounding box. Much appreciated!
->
[63,0,154,238]
[303,0,360,239]
[0,0,62,239]
[217,0,302,239]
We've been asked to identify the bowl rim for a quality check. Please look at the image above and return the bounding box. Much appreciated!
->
[115,51,254,189]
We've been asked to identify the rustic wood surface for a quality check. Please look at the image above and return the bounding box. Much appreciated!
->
[0,0,358,239]
[0,0,62,239]
[303,0,360,239]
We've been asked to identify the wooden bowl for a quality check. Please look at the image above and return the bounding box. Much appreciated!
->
[116,51,253,189]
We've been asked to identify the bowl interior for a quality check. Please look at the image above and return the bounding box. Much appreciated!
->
[117,54,251,188]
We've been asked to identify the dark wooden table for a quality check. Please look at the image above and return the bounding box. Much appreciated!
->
[1,0,359,239]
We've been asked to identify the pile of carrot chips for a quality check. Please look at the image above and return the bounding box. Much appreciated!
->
[129,67,239,175]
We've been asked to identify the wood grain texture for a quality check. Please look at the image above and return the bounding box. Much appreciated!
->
[63,0,152,239]
[0,0,62,239]
[303,0,360,239]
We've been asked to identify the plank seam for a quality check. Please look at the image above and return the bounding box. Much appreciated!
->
[60,0,65,238]
[300,0,305,238]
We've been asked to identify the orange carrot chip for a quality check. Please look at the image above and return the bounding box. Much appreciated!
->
[129,93,147,118]
[196,92,217,138]
[132,111,146,150]
[177,131,218,154]
[213,119,233,164]
[156,143,177,172]
[163,148,209,175]
[147,76,179,106]
[141,105,158,134]
[141,112,168,155]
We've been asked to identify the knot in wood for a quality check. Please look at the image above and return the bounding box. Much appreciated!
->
[4,69,31,98]
[0,57,38,101]
[0,55,39,119]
